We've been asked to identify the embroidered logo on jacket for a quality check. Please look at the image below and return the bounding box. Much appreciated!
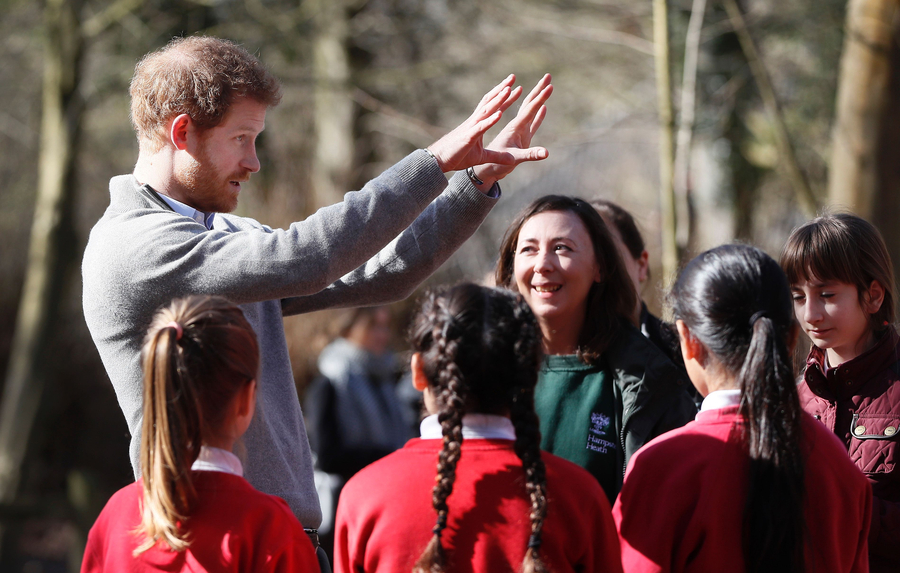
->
[586,412,617,453]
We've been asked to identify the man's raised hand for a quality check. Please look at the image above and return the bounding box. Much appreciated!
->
[475,73,552,185]
[427,75,523,173]
[426,74,553,192]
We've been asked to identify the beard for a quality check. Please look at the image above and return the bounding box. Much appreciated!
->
[175,141,247,214]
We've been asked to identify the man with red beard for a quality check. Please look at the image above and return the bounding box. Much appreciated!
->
[82,35,551,566]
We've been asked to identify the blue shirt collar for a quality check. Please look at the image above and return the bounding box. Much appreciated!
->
[158,193,216,230]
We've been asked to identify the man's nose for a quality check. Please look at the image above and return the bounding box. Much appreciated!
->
[242,145,261,173]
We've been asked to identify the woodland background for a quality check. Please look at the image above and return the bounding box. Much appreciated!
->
[0,0,897,570]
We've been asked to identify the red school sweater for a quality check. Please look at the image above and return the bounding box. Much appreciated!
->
[335,438,623,573]
[81,471,319,573]
[613,406,871,573]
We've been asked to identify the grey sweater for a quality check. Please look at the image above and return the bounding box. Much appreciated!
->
[82,150,497,527]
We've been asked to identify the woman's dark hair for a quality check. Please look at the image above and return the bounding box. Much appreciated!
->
[495,195,637,364]
[780,212,896,331]
[672,244,804,572]
[590,198,646,259]
[137,295,259,554]
[409,283,548,573]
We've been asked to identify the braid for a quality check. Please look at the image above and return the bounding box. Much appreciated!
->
[510,299,549,573]
[409,285,547,573]
[414,305,468,573]
[511,393,549,573]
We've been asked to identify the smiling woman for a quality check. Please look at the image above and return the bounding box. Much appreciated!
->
[495,195,697,501]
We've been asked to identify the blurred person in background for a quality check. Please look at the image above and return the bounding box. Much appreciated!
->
[591,198,698,405]
[305,306,413,561]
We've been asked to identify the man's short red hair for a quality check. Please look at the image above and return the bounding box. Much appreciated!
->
[130,36,282,151]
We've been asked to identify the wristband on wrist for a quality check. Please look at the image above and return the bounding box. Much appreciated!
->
[466,166,484,186]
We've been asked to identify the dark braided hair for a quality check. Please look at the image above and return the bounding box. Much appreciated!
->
[409,283,548,573]
[672,245,805,572]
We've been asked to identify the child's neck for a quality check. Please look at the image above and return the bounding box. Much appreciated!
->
[203,436,237,453]
[825,329,877,367]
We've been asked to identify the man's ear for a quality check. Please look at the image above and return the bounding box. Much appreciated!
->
[169,113,192,151]
[411,352,429,392]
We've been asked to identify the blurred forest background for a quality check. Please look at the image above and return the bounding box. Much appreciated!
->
[0,0,897,570]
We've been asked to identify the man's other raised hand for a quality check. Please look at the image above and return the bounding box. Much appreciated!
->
[427,74,553,190]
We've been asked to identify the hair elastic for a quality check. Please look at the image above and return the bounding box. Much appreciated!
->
[748,311,768,326]
[432,514,447,537]
[527,533,542,549]
[166,321,183,340]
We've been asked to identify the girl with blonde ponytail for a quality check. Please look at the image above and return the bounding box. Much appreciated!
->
[334,284,622,573]
[82,296,318,572]
[614,245,871,573]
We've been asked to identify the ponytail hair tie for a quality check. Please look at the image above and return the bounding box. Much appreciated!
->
[166,321,183,340]
[748,311,768,326]
[527,533,542,549]
[432,514,447,537]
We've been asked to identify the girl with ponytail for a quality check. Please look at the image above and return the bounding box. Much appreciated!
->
[82,296,318,572]
[334,283,622,573]
[613,244,871,573]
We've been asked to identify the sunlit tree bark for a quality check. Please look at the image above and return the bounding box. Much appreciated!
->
[653,0,678,286]
[828,0,897,215]
[311,0,355,210]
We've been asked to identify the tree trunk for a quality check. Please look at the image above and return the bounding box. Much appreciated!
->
[828,0,897,215]
[723,0,818,217]
[673,0,707,255]
[311,0,355,210]
[0,0,84,505]
[653,0,678,287]
[871,16,900,275]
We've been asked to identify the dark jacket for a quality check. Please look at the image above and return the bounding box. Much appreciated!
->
[640,303,702,407]
[799,327,900,573]
[536,321,698,501]
[608,321,699,490]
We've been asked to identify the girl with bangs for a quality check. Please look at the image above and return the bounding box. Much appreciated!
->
[781,213,900,572]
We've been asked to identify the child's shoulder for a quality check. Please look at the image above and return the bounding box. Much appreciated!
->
[542,451,607,497]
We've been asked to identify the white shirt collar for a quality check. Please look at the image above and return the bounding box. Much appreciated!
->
[190,446,243,476]
[700,388,742,412]
[419,413,516,440]
[158,193,216,230]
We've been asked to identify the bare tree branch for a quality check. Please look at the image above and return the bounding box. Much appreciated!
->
[81,0,143,38]
[723,0,818,217]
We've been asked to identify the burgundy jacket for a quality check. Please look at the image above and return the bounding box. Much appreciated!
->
[799,328,900,573]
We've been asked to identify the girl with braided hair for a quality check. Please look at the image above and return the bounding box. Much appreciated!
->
[82,296,318,572]
[613,244,871,572]
[334,283,622,573]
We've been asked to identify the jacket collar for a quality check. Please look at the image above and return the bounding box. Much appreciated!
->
[805,327,900,399]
